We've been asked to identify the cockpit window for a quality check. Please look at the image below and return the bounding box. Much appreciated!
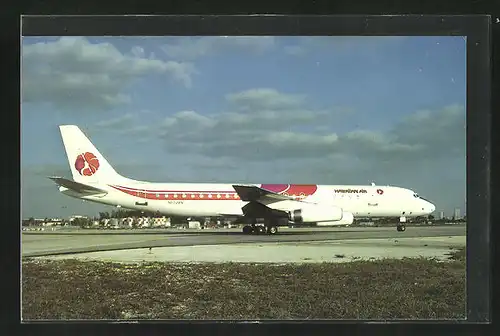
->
[414,193,431,202]
[413,193,431,202]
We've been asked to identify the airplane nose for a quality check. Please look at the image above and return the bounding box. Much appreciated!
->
[429,203,435,213]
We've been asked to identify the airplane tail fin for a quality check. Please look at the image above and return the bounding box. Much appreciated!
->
[59,125,127,184]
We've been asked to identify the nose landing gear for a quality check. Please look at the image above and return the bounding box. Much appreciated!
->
[397,216,406,232]
[267,226,278,235]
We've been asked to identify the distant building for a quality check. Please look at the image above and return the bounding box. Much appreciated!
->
[439,211,445,220]
[454,208,461,220]
[109,218,119,228]
[152,217,171,227]
[122,217,134,228]
[137,217,150,228]
[188,221,201,229]
[69,215,88,222]
[43,218,64,226]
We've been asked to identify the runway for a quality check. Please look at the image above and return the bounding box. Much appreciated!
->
[22,225,466,262]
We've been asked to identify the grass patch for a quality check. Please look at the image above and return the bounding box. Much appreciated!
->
[22,257,466,320]
[446,247,466,261]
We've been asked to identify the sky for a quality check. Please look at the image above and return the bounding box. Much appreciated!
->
[20,36,467,219]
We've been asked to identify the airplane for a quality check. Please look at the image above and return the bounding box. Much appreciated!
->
[49,125,436,235]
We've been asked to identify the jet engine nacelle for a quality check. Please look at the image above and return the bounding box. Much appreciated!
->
[288,203,343,223]
[315,211,354,226]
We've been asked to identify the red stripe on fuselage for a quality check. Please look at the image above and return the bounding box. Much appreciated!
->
[110,185,241,201]
[113,185,237,193]
[109,184,317,201]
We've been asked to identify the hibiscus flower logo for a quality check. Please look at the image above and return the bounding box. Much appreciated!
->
[74,152,100,176]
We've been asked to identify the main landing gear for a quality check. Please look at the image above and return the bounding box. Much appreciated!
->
[242,224,279,235]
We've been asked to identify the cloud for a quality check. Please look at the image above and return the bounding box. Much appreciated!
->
[154,88,354,160]
[95,113,136,128]
[94,113,153,139]
[161,36,275,60]
[225,88,306,111]
[21,37,196,109]
[154,86,464,168]
[391,105,465,159]
[283,36,407,57]
[129,46,145,58]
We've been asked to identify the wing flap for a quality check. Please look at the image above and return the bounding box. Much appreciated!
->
[49,176,108,196]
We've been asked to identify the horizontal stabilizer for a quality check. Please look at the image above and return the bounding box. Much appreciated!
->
[48,176,108,196]
[232,184,295,202]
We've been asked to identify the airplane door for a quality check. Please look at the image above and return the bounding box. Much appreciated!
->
[368,196,378,206]
[332,191,343,206]
[367,188,383,216]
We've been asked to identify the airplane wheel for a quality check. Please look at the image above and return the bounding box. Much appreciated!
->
[397,224,406,232]
[242,225,252,234]
[267,226,278,235]
[256,226,266,235]
[249,226,259,235]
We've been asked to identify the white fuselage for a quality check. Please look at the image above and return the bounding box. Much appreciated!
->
[62,182,435,220]
[54,125,436,229]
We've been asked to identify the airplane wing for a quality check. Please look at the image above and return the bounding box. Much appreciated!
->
[232,184,296,202]
[48,176,108,196]
[220,185,308,219]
